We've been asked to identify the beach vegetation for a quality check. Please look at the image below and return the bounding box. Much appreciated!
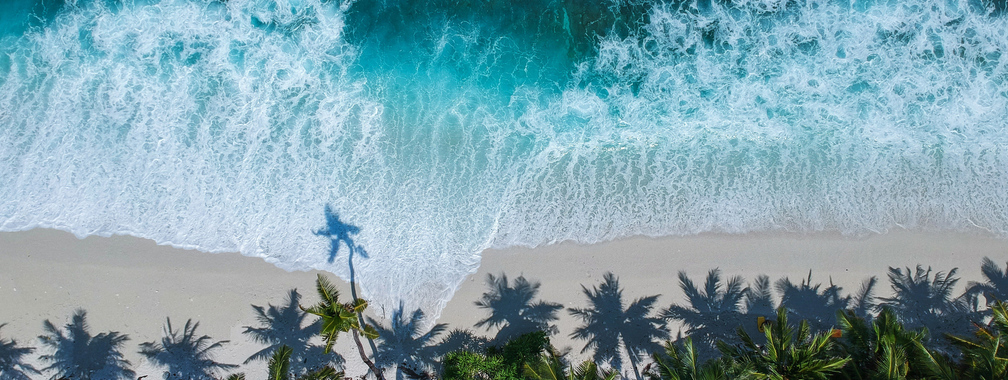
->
[243,289,332,374]
[717,307,850,380]
[833,307,944,379]
[37,309,134,380]
[368,302,448,380]
[525,347,619,380]
[947,300,1008,380]
[648,337,743,380]
[302,273,384,380]
[0,323,39,380]
[314,206,383,377]
[264,345,346,380]
[475,273,564,343]
[138,318,237,380]
[441,331,550,380]
[570,272,667,380]
[12,255,1008,380]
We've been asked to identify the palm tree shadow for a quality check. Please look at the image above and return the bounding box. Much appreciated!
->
[966,257,1008,309]
[367,302,448,380]
[139,318,237,378]
[775,271,863,332]
[315,204,364,264]
[473,273,564,344]
[569,272,667,380]
[314,205,380,362]
[880,264,979,352]
[37,309,134,380]
[662,269,748,361]
[0,323,40,380]
[243,289,336,374]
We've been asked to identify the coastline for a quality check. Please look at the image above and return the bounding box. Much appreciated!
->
[2,228,1006,378]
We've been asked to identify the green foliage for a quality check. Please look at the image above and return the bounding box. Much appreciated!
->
[523,350,620,380]
[268,346,292,380]
[947,301,1008,379]
[835,308,931,379]
[718,307,849,380]
[301,274,378,354]
[443,350,511,380]
[649,338,743,380]
[265,345,344,380]
[442,331,550,380]
[494,331,551,373]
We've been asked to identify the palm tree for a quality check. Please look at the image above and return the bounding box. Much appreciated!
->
[570,272,668,380]
[880,265,976,349]
[302,273,384,380]
[966,257,1008,308]
[648,338,743,380]
[37,309,134,380]
[947,301,1008,380]
[315,206,381,370]
[367,303,448,380]
[834,308,947,379]
[138,318,237,379]
[0,323,39,380]
[661,269,746,360]
[525,349,619,380]
[266,346,344,380]
[474,273,564,343]
[775,272,851,331]
[243,289,332,374]
[718,307,849,380]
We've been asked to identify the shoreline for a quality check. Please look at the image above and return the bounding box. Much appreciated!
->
[2,228,1006,378]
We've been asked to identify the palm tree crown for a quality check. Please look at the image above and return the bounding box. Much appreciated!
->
[302,274,384,380]
[475,273,564,343]
[0,323,40,380]
[719,307,849,380]
[835,308,952,380]
[243,289,332,374]
[139,318,237,379]
[37,309,134,380]
[661,269,746,360]
[948,301,1008,379]
[368,303,448,380]
[570,272,668,380]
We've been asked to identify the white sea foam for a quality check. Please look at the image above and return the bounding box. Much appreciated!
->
[1,0,1007,318]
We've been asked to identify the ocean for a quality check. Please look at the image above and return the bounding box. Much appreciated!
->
[1,0,1006,316]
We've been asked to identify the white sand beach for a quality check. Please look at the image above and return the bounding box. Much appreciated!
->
[1,228,1006,379]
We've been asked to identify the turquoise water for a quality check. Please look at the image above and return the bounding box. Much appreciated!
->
[1,0,1007,315]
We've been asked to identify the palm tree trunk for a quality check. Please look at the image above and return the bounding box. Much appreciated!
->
[353,328,386,380]
[349,245,382,359]
[628,349,642,380]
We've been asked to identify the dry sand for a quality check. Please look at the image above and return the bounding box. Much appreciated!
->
[1,228,1006,379]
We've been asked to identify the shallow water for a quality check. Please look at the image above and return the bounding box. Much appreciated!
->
[1,0,1006,316]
